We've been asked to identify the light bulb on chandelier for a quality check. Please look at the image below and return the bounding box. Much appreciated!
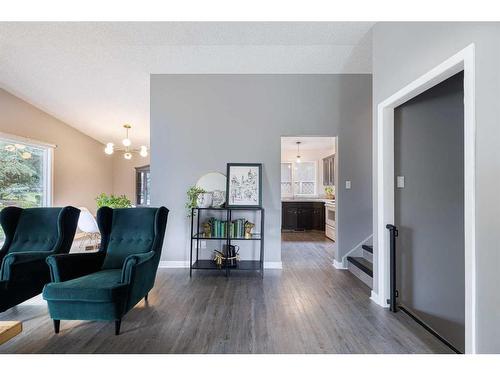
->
[124,152,132,160]
[140,145,148,157]
[104,143,114,155]
[122,124,132,147]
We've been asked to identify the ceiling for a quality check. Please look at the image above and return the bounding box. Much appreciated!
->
[281,136,335,151]
[0,22,374,146]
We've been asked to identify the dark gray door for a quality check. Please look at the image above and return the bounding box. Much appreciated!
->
[394,72,465,352]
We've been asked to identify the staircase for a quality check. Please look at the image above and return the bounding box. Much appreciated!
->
[347,244,373,288]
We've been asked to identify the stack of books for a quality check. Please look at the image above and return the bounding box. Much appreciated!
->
[207,218,247,238]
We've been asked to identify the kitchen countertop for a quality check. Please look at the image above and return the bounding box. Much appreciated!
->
[281,197,335,204]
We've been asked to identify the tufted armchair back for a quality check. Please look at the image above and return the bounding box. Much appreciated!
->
[97,207,168,270]
[0,206,80,257]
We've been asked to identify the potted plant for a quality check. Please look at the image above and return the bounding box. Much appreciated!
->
[96,193,132,209]
[185,186,206,216]
[324,186,335,200]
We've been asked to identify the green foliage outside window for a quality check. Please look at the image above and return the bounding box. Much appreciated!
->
[0,140,45,242]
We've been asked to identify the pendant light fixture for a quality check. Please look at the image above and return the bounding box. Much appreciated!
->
[296,141,302,163]
[122,124,132,147]
[104,124,148,160]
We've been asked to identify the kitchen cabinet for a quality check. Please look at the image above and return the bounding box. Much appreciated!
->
[322,154,335,186]
[282,203,298,230]
[282,201,325,231]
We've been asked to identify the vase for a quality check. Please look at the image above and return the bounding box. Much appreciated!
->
[212,190,226,207]
[196,192,213,208]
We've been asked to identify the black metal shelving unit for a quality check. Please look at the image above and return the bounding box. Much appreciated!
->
[190,207,265,278]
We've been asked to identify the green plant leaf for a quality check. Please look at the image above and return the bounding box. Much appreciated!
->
[96,193,132,209]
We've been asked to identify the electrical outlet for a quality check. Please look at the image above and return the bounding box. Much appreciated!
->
[200,241,207,249]
[345,180,351,190]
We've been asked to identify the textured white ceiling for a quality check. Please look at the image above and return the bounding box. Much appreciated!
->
[0,22,374,146]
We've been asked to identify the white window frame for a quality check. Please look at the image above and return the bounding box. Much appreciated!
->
[281,160,318,197]
[280,162,293,198]
[0,132,54,207]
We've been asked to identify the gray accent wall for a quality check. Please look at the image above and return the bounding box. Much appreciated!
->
[372,22,500,353]
[150,74,372,265]
[395,72,465,352]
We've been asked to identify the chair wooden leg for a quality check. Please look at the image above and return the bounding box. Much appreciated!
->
[53,320,60,334]
[115,319,121,335]
[144,293,148,302]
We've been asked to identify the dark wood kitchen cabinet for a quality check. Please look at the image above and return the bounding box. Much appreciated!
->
[282,201,325,231]
[282,203,298,230]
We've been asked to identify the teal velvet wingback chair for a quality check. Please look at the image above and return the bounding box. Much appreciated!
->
[0,206,80,313]
[43,206,168,335]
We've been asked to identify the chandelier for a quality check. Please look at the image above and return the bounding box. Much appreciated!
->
[104,124,148,160]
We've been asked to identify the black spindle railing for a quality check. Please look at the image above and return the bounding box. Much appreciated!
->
[386,224,399,313]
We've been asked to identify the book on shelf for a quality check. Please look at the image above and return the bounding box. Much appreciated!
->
[207,217,248,238]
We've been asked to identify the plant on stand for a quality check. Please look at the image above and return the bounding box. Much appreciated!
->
[186,186,206,217]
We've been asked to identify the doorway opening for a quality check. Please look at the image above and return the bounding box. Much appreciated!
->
[280,136,337,268]
[375,44,475,353]
[394,71,465,353]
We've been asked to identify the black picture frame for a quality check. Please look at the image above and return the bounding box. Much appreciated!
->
[226,163,262,208]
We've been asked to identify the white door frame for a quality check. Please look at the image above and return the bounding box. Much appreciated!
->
[374,44,476,353]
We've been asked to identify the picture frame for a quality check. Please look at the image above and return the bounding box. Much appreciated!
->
[226,163,262,208]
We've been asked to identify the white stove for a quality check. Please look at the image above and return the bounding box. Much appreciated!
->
[325,201,336,241]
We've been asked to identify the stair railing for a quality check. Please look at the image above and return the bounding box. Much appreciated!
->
[386,224,399,312]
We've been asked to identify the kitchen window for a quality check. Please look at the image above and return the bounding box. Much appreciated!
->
[281,161,317,197]
[280,162,293,196]
[0,134,53,242]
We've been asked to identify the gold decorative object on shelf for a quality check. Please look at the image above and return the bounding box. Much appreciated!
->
[244,221,255,239]
[203,222,211,238]
[213,249,240,269]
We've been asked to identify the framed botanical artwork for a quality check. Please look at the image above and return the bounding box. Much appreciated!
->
[226,163,262,208]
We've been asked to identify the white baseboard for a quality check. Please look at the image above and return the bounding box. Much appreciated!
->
[370,290,389,308]
[264,261,283,269]
[159,261,283,269]
[159,261,189,268]
[333,259,347,269]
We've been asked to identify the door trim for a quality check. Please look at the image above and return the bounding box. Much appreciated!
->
[374,44,476,353]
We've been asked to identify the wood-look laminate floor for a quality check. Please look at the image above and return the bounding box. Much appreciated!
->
[0,231,452,354]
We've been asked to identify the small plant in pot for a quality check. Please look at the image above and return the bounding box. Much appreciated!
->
[324,186,335,200]
[185,186,206,217]
[96,193,132,209]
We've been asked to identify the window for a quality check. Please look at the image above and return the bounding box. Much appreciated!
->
[280,162,292,196]
[294,161,317,195]
[280,161,317,197]
[135,165,151,206]
[0,134,53,242]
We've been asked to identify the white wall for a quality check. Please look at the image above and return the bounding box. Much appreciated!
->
[151,74,372,265]
[372,22,500,353]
